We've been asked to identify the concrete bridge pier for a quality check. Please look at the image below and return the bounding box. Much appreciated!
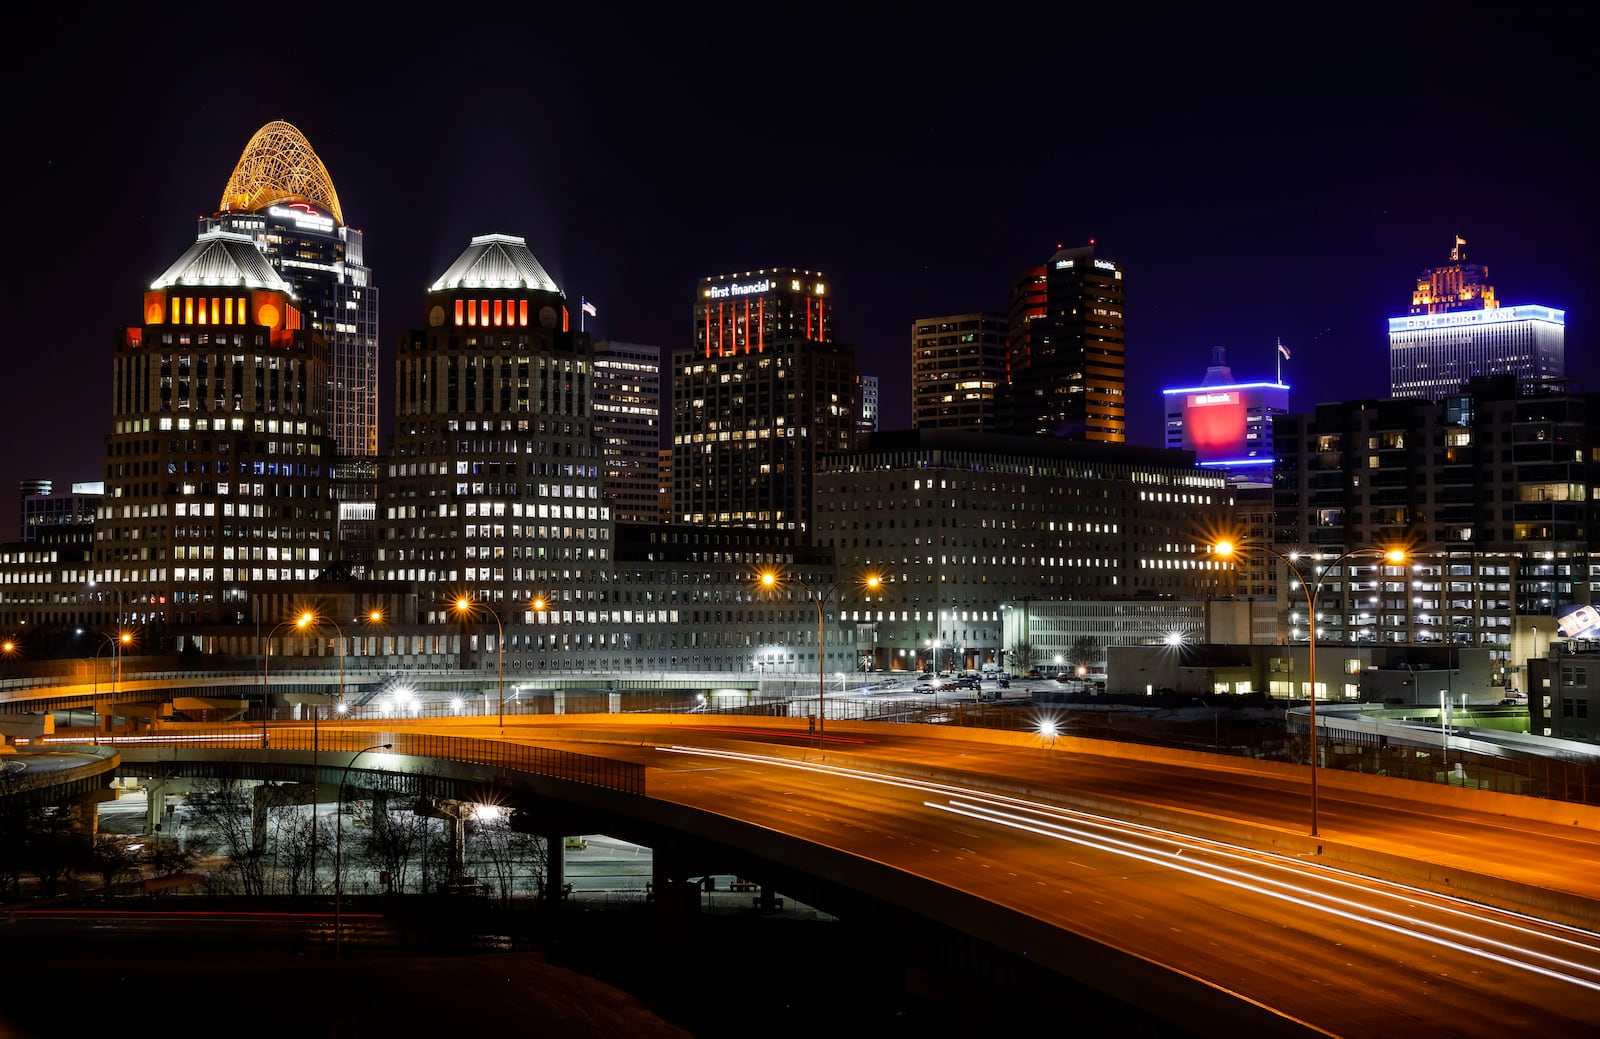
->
[543,831,566,904]
[649,838,703,919]
[144,776,169,834]
[67,787,115,839]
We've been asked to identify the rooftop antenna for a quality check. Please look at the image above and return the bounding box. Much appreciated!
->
[1451,235,1466,262]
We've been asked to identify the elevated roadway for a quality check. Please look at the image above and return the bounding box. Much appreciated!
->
[79,714,1600,1037]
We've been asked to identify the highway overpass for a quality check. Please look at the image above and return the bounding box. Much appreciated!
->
[14,713,1596,1038]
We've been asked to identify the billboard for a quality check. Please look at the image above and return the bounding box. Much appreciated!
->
[1181,390,1249,462]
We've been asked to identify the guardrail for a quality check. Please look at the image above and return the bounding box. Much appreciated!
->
[92,727,646,798]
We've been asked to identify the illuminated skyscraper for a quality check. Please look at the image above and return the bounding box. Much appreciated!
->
[673,268,857,536]
[1162,346,1289,486]
[592,340,662,525]
[385,233,605,619]
[206,121,379,486]
[1388,238,1564,400]
[1004,243,1125,441]
[912,312,1006,430]
[857,375,880,436]
[99,229,336,627]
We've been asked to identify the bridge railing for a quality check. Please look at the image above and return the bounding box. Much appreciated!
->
[113,727,646,797]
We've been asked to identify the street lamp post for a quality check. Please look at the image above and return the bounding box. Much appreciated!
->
[260,617,306,748]
[335,741,392,960]
[293,609,364,890]
[757,568,881,746]
[1212,539,1406,838]
[455,596,523,730]
[91,631,133,745]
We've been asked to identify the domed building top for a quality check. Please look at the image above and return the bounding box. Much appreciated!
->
[430,234,560,294]
[151,230,293,293]
[219,120,344,225]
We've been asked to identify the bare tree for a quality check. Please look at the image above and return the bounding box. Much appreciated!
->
[1070,635,1102,675]
[359,799,431,896]
[270,807,326,896]
[89,834,143,892]
[183,779,265,896]
[465,808,545,907]
[143,836,197,879]
[1007,641,1037,673]
[19,802,83,898]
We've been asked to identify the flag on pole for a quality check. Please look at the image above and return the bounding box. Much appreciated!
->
[581,298,597,317]
[1278,342,1291,360]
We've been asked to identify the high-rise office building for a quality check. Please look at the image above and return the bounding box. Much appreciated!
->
[22,482,102,544]
[816,429,1231,671]
[207,121,379,487]
[17,479,50,539]
[384,233,607,622]
[1270,376,1600,682]
[912,312,1006,430]
[592,340,662,525]
[1162,346,1289,485]
[673,268,857,536]
[857,374,880,436]
[99,228,336,628]
[1004,244,1125,441]
[1388,238,1564,400]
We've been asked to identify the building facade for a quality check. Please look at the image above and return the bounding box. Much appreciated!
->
[102,228,338,630]
[814,429,1232,672]
[673,268,857,537]
[382,232,607,667]
[592,340,663,525]
[1005,244,1125,441]
[1162,346,1288,485]
[1389,239,1564,400]
[1266,378,1600,687]
[911,312,1007,430]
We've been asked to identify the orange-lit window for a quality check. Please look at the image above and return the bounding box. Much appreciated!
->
[519,301,528,326]
[469,300,478,325]
[455,299,464,326]
[185,297,194,324]
[171,297,180,324]
[212,297,220,324]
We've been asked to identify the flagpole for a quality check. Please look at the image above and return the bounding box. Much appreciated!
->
[1276,337,1281,383]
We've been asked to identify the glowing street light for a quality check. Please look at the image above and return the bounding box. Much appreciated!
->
[756,568,881,745]
[260,616,308,748]
[453,595,507,729]
[91,630,134,744]
[1211,538,1406,837]
[454,595,546,728]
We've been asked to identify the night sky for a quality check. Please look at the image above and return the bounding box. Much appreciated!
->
[8,11,1593,537]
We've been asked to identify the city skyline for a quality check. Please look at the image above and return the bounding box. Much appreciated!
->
[9,12,1592,536]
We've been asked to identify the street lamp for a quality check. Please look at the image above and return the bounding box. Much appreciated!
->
[454,595,527,730]
[260,616,307,748]
[91,630,133,745]
[334,741,392,960]
[293,608,362,889]
[756,568,881,745]
[1212,538,1406,837]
